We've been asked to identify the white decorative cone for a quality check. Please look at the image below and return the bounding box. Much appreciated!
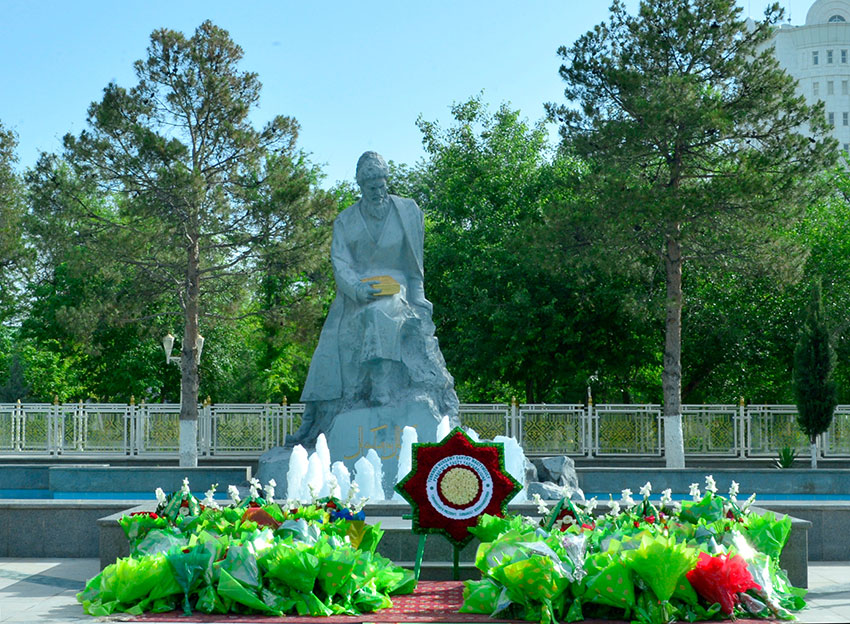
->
[393,426,418,500]
[436,415,452,441]
[353,457,376,503]
[366,448,385,500]
[287,445,309,502]
[331,461,351,500]
[495,435,527,503]
[306,452,326,500]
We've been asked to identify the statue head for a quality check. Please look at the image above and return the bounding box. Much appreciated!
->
[355,151,389,186]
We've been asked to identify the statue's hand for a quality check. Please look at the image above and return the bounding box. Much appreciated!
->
[356,280,380,303]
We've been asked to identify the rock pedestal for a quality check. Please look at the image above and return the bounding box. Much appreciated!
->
[256,447,293,496]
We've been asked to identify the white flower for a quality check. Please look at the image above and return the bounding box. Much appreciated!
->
[249,477,261,499]
[621,488,635,507]
[689,483,702,501]
[639,481,652,499]
[609,500,621,517]
[263,479,276,501]
[345,480,360,506]
[202,484,220,509]
[327,474,340,499]
[742,492,757,511]
[586,497,598,515]
[181,477,190,495]
[155,487,167,506]
[532,493,550,516]
[729,481,740,501]
[705,475,718,495]
[228,484,241,504]
[660,488,673,506]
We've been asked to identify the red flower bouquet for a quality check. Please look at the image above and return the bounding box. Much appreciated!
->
[686,552,761,614]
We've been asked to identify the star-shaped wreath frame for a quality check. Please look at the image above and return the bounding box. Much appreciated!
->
[394,427,522,548]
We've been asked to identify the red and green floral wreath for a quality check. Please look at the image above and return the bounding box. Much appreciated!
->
[394,427,521,548]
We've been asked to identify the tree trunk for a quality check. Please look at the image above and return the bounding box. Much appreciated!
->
[662,231,685,468]
[179,236,201,467]
[811,440,818,470]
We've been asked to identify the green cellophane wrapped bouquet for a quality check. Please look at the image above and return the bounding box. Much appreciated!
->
[460,476,807,624]
[78,480,415,617]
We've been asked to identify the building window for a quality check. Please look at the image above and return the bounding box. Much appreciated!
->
[829,15,847,22]
[828,49,835,64]
[814,81,820,96]
[843,112,848,126]
[829,81,835,95]
[813,50,820,65]
[829,112,835,126]
[843,49,848,63]
[843,80,849,95]
[844,143,849,152]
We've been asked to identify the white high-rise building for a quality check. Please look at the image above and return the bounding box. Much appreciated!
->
[771,0,850,150]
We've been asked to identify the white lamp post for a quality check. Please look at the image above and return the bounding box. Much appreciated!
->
[162,333,204,366]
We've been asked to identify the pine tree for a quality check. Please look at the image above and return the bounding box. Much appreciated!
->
[793,279,837,469]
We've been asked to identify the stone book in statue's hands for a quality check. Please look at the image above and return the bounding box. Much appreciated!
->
[361,275,400,296]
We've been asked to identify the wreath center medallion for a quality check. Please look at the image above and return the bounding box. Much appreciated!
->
[427,454,493,519]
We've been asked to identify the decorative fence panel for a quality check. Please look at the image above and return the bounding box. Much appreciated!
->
[60,403,130,454]
[1,400,849,458]
[681,405,740,456]
[824,406,850,455]
[457,404,512,441]
[12,404,54,453]
[209,404,274,454]
[0,403,16,451]
[593,404,662,456]
[746,405,810,456]
[138,404,181,454]
[518,404,586,455]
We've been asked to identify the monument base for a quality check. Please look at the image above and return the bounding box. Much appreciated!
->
[325,397,446,498]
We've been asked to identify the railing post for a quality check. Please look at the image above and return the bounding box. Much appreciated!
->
[738,397,747,458]
[201,396,212,456]
[77,400,86,451]
[136,399,146,455]
[585,394,593,458]
[13,399,22,451]
[50,396,60,455]
[128,396,136,456]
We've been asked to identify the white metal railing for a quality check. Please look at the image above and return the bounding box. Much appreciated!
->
[0,400,847,458]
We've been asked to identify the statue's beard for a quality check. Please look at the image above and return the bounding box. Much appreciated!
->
[363,196,389,219]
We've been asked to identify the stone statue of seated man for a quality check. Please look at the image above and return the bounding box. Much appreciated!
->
[285,151,458,448]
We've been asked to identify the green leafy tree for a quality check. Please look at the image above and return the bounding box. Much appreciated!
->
[0,122,28,318]
[797,168,850,404]
[793,282,838,470]
[549,0,837,466]
[409,98,659,403]
[54,21,334,465]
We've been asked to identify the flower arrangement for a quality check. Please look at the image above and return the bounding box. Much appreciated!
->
[395,427,521,547]
[77,479,413,617]
[462,476,805,624]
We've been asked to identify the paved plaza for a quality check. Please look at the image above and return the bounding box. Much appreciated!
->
[0,558,848,623]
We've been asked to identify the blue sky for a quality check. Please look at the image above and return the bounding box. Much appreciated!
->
[1,0,797,187]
